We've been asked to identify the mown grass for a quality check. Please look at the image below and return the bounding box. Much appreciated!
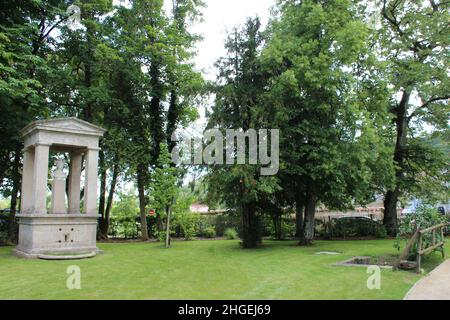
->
[0,239,447,300]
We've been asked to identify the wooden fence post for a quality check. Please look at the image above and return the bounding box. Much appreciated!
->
[416,232,422,273]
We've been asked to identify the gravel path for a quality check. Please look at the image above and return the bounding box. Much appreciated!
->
[404,260,450,300]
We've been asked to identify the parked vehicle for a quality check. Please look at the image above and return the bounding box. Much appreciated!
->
[402,199,449,216]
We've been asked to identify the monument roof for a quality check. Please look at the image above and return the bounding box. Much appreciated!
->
[21,117,106,138]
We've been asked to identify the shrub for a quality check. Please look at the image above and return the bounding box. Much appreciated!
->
[110,215,139,239]
[0,211,10,229]
[152,225,171,243]
[110,193,140,239]
[0,231,8,246]
[332,217,385,238]
[314,219,328,238]
[173,212,199,240]
[375,224,388,239]
[224,228,238,240]
[197,215,213,236]
[0,211,16,244]
[263,215,296,240]
[203,226,216,238]
[193,212,241,237]
[211,213,240,237]
[395,204,448,255]
[280,220,296,239]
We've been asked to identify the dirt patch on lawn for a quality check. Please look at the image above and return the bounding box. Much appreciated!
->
[335,255,398,269]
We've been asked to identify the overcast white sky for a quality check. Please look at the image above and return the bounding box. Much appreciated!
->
[114,0,275,79]
[190,0,275,80]
[176,0,276,135]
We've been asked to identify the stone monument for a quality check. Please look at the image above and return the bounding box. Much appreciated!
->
[13,118,106,259]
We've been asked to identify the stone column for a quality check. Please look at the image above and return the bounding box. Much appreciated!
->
[31,144,50,215]
[84,148,99,215]
[51,159,67,214]
[20,148,35,213]
[68,152,82,214]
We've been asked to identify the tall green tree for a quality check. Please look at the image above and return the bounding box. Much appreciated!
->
[99,0,203,240]
[262,0,388,245]
[378,0,449,235]
[0,0,70,240]
[166,0,205,152]
[208,18,279,248]
[47,0,119,238]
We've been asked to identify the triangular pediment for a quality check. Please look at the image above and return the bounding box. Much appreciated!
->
[22,117,106,137]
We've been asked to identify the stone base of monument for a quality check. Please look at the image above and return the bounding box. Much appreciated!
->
[14,214,101,260]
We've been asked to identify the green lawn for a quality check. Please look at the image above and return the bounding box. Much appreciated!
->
[0,239,447,300]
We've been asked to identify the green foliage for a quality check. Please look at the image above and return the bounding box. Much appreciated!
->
[207,17,279,248]
[150,143,180,214]
[395,205,448,255]
[398,205,447,237]
[110,192,140,239]
[259,0,394,243]
[376,225,388,239]
[0,211,10,245]
[332,217,387,239]
[224,228,238,240]
[172,211,199,240]
[400,135,450,203]
[378,0,450,234]
[0,0,205,240]
[204,213,241,237]
[263,215,296,240]
[263,0,387,207]
[1,0,448,247]
[196,215,214,237]
[152,225,172,243]
[203,226,216,239]
[149,143,181,245]
[314,219,328,238]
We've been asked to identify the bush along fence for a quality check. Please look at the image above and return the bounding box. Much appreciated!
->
[106,211,389,241]
[105,204,448,243]
[107,211,241,241]
[315,216,387,239]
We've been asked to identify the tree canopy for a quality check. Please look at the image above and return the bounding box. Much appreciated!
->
[0,0,448,245]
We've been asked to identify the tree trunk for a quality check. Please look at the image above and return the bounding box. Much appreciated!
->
[383,90,410,236]
[241,202,261,248]
[137,164,149,241]
[383,189,399,236]
[300,192,317,246]
[81,20,94,123]
[149,61,164,165]
[98,151,106,239]
[8,148,22,243]
[165,205,172,248]
[100,162,119,239]
[295,194,305,239]
[271,212,282,240]
[166,89,178,153]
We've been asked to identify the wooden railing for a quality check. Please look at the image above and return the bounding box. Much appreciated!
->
[415,223,447,272]
[396,223,448,273]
